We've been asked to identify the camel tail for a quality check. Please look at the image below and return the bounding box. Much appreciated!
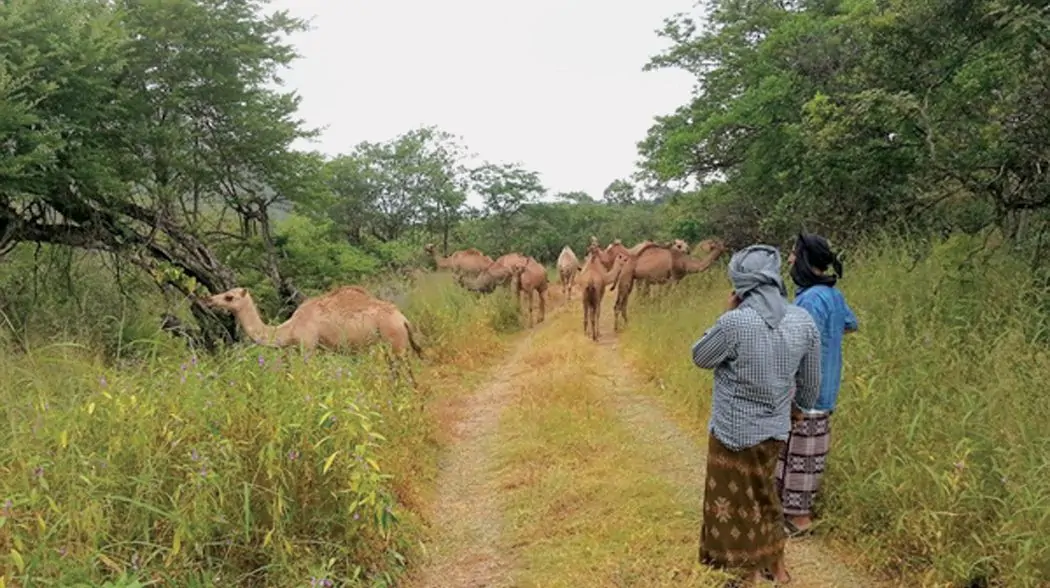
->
[405,320,424,358]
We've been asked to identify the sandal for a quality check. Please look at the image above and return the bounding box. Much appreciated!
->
[783,518,812,538]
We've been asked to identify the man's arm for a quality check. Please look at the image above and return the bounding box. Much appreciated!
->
[692,314,735,369]
[794,321,822,410]
[843,298,859,333]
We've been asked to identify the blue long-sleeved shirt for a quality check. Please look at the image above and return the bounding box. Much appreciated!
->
[692,305,822,451]
[794,284,858,412]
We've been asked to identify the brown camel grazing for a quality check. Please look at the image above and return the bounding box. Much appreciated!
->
[462,252,529,293]
[508,256,550,327]
[202,286,423,382]
[424,243,494,282]
[556,245,581,300]
[578,247,628,341]
[633,238,728,296]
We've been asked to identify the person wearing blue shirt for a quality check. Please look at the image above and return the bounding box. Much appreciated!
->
[775,233,858,537]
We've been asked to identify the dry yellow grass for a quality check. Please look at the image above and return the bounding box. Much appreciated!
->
[491,304,731,587]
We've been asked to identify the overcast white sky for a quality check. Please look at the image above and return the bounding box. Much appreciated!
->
[268,0,698,203]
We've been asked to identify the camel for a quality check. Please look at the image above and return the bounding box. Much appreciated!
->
[462,252,529,293]
[424,244,494,281]
[201,285,423,382]
[608,242,660,332]
[508,256,550,327]
[556,245,581,300]
[577,246,628,341]
[632,238,728,296]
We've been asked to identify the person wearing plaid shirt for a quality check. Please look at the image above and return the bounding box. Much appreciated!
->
[692,244,822,586]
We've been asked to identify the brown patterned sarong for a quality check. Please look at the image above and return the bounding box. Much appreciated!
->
[699,432,787,574]
[775,412,831,517]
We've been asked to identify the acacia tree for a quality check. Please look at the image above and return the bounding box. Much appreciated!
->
[0,0,316,347]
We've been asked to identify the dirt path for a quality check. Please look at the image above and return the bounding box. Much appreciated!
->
[408,336,534,588]
[591,331,889,587]
[410,292,887,587]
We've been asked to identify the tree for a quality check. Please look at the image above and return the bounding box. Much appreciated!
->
[0,0,316,347]
[323,127,467,251]
[553,191,597,204]
[470,162,546,219]
[603,179,637,206]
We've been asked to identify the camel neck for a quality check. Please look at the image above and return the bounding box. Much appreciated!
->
[234,303,277,345]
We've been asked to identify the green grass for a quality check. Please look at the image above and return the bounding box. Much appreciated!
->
[621,235,1050,586]
[0,272,519,587]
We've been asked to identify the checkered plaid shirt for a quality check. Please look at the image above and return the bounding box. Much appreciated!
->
[691,305,822,451]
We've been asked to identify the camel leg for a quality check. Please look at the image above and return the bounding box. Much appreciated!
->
[537,288,546,323]
[592,299,601,341]
[528,289,536,327]
[583,299,590,336]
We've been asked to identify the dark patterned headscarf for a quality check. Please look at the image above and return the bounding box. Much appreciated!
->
[790,233,842,289]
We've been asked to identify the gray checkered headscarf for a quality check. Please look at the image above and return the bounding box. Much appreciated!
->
[727,244,788,329]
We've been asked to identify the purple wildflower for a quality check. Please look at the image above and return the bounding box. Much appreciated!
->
[191,356,198,366]
[954,461,965,471]
[181,363,188,372]
[1,499,12,515]
[199,466,208,477]
[353,512,360,520]
[191,448,200,461]
[99,375,107,388]
[258,355,265,367]
[33,466,44,478]
[288,449,300,461]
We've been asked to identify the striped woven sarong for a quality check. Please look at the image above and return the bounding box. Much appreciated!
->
[774,411,831,517]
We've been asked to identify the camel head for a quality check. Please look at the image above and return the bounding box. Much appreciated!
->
[670,239,689,253]
[423,243,436,255]
[202,287,253,313]
[697,238,728,254]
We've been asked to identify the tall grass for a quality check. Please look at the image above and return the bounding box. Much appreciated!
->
[0,272,519,587]
[621,235,1050,586]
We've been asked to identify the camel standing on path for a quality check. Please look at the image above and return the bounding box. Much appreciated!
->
[556,246,581,300]
[609,242,660,332]
[201,286,423,382]
[632,238,728,296]
[424,244,494,283]
[509,257,550,327]
[578,247,628,341]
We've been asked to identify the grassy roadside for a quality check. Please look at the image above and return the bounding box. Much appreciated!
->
[0,273,518,587]
[620,235,1050,587]
[492,309,728,587]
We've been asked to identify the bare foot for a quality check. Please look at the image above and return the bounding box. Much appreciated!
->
[771,557,792,584]
[787,515,812,531]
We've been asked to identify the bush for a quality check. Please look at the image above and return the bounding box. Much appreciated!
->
[621,235,1050,586]
[0,272,510,587]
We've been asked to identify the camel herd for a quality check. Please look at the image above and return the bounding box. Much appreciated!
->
[197,236,727,378]
[425,236,728,341]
